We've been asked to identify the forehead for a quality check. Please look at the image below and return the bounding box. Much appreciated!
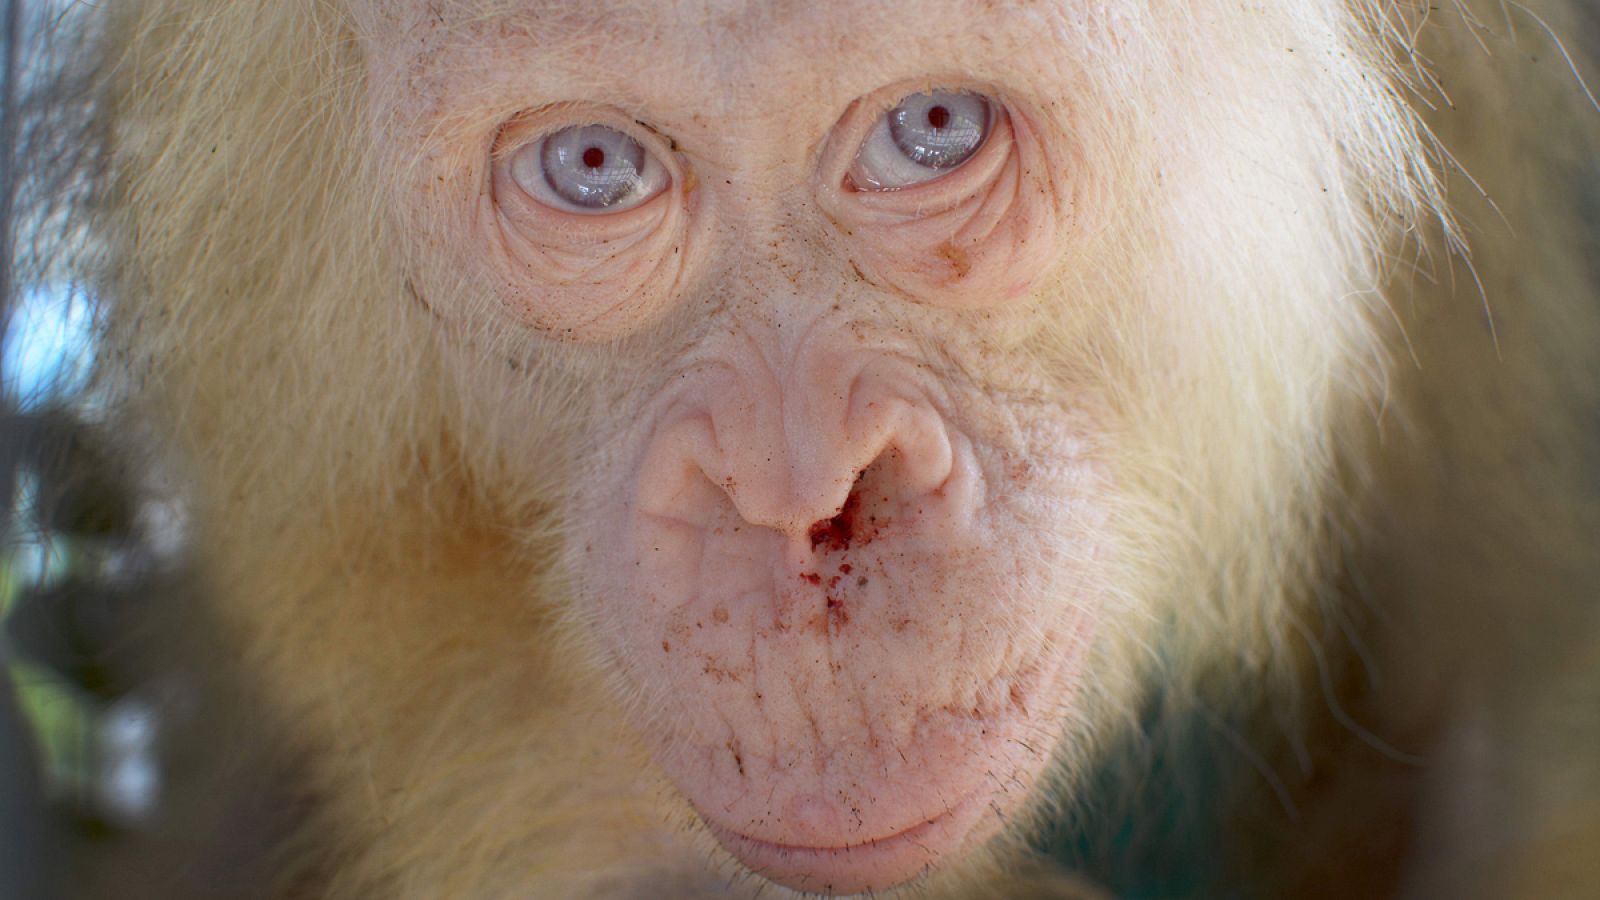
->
[355,0,1086,116]
[366,0,1020,47]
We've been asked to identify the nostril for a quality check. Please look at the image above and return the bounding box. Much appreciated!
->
[806,462,897,555]
[807,487,861,553]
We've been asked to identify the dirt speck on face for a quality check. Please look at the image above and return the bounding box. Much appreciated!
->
[937,242,972,280]
[827,595,849,630]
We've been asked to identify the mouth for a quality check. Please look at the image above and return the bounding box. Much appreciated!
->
[701,789,990,895]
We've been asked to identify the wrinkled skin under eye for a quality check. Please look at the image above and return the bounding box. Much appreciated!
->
[850,90,993,191]
[509,124,669,213]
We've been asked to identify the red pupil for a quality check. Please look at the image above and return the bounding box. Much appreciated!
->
[926,105,950,129]
[582,146,606,168]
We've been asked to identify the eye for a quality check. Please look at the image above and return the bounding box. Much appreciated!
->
[847,90,993,191]
[510,124,670,214]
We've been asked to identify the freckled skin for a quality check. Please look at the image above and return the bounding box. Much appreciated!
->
[352,1,1108,891]
[589,334,1106,888]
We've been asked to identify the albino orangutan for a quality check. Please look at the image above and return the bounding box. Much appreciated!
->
[15,0,1600,897]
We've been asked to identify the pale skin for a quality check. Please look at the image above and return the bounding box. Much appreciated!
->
[355,1,1122,892]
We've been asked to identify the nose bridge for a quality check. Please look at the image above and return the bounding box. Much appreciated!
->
[672,228,958,539]
[709,181,847,315]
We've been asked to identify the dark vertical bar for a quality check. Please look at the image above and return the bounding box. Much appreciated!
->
[1,1,60,898]
[0,0,19,338]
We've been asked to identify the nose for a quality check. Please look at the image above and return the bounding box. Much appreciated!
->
[723,361,956,538]
[635,353,957,542]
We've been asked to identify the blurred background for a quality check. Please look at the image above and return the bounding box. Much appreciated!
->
[1,1,179,895]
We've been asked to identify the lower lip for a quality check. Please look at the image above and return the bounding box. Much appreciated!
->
[704,791,987,895]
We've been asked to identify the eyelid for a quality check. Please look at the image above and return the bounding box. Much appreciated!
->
[477,105,697,339]
[491,106,682,226]
[850,92,992,191]
[813,85,1067,310]
[831,114,1015,226]
[817,83,1015,218]
[512,127,668,215]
